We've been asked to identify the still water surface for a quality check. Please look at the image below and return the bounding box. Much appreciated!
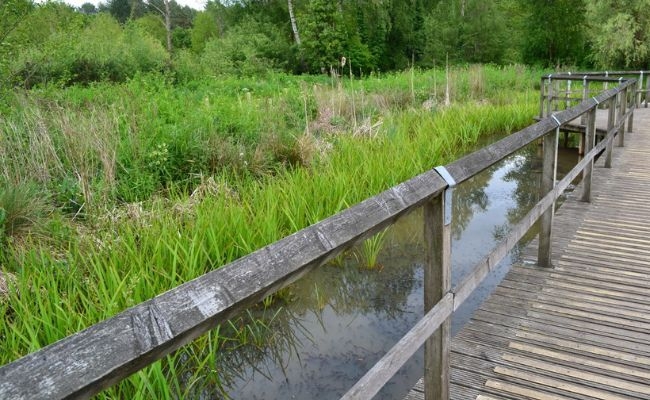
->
[221,140,580,399]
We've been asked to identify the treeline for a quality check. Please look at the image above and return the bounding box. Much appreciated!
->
[1,0,650,87]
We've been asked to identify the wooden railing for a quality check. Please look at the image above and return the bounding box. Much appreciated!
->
[0,73,638,400]
[540,71,649,119]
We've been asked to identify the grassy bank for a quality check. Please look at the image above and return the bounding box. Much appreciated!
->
[0,65,541,397]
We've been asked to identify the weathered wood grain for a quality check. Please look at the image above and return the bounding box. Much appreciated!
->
[423,191,451,399]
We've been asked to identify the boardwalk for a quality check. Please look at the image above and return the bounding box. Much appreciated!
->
[406,108,650,399]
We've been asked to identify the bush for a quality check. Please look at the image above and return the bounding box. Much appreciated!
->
[10,13,168,87]
[200,20,290,77]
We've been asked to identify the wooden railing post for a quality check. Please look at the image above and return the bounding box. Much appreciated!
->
[565,75,571,109]
[545,75,553,117]
[617,87,627,147]
[605,96,615,168]
[628,81,636,133]
[581,106,597,202]
[538,124,558,268]
[637,72,644,107]
[646,74,650,108]
[423,178,452,400]
[580,77,590,125]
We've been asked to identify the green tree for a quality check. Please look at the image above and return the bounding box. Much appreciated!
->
[191,10,220,53]
[79,2,98,15]
[0,0,34,80]
[522,0,587,66]
[132,13,167,47]
[301,0,346,72]
[0,0,33,45]
[107,0,131,23]
[586,0,650,68]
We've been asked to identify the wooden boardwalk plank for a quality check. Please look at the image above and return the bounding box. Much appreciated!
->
[406,107,650,399]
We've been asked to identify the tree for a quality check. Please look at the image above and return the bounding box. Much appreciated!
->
[79,2,98,15]
[191,10,219,53]
[287,0,301,45]
[147,0,173,53]
[301,0,346,72]
[522,0,588,66]
[586,0,650,68]
[0,0,33,46]
[107,0,131,23]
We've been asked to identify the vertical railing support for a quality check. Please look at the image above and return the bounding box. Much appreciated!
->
[424,166,454,400]
[637,72,644,107]
[538,120,559,268]
[545,75,553,117]
[617,87,626,147]
[646,74,650,108]
[539,77,546,118]
[580,77,590,125]
[605,96,615,168]
[581,106,597,202]
[628,81,636,133]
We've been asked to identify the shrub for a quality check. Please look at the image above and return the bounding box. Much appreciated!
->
[200,20,289,77]
[10,13,168,87]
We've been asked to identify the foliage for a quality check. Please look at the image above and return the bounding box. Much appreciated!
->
[8,12,167,87]
[301,0,347,72]
[522,0,588,67]
[200,19,289,76]
[586,0,650,68]
[190,10,220,53]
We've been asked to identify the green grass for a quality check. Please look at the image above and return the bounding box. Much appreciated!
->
[0,65,542,397]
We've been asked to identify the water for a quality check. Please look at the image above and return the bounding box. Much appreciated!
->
[213,140,580,400]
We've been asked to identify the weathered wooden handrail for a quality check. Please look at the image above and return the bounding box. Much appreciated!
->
[0,74,638,400]
[540,71,647,118]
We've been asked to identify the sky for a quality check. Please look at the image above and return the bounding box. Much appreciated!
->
[38,0,207,11]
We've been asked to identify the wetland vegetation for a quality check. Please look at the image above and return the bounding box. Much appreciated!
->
[4,0,645,397]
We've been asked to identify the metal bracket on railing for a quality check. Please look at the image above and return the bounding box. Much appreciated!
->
[551,114,561,127]
[434,166,456,225]
[592,97,600,105]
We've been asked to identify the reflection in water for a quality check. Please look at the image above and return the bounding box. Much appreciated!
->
[211,140,579,400]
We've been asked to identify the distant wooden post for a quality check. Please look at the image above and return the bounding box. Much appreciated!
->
[646,74,650,108]
[628,81,636,133]
[617,88,626,147]
[581,106,597,202]
[580,77,590,125]
[544,76,553,117]
[539,78,544,118]
[605,96,615,168]
[423,188,451,400]
[538,125,558,268]
[637,72,644,107]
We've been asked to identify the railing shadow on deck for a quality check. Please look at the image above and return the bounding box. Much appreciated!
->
[0,71,643,400]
